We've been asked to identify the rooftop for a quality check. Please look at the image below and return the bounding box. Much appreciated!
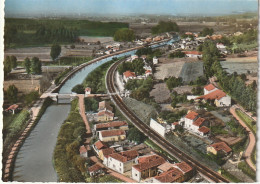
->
[98,101,113,112]
[79,145,87,154]
[193,117,205,127]
[88,163,103,172]
[198,126,210,134]
[123,70,136,78]
[94,140,107,150]
[97,110,114,117]
[100,129,125,137]
[100,147,115,158]
[109,150,138,163]
[133,156,165,172]
[204,84,216,91]
[6,104,19,111]
[175,162,193,173]
[185,111,198,120]
[154,167,183,183]
[95,121,127,129]
[158,162,175,172]
[196,89,227,100]
[210,142,232,153]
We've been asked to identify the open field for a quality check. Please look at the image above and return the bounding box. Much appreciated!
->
[178,61,204,83]
[154,61,185,80]
[220,57,258,74]
[150,83,171,103]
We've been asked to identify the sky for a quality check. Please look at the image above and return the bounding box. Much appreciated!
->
[4,0,259,17]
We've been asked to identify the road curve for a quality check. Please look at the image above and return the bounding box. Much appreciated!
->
[106,59,230,183]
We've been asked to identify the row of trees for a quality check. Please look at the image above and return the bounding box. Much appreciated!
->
[129,77,154,101]
[201,41,257,112]
[113,28,135,42]
[118,59,145,76]
[169,51,185,58]
[24,57,42,74]
[151,21,179,34]
[4,56,17,77]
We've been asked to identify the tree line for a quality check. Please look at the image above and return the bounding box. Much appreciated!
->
[24,57,42,74]
[113,28,135,42]
[4,56,17,77]
[118,59,145,76]
[151,21,179,34]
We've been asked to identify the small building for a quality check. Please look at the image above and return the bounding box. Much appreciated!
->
[99,129,126,142]
[204,84,217,95]
[145,70,152,77]
[97,110,114,122]
[153,167,184,183]
[5,104,19,114]
[79,145,88,158]
[131,55,139,61]
[85,87,91,95]
[88,163,104,177]
[123,71,136,82]
[183,51,202,58]
[93,140,108,154]
[153,56,159,65]
[132,154,166,182]
[216,43,226,49]
[207,142,232,156]
[98,101,113,112]
[171,122,179,130]
[107,150,139,174]
[150,118,171,137]
[94,121,128,132]
[100,147,115,163]
[198,126,210,136]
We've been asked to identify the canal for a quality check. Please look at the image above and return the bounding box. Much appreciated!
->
[12,37,178,182]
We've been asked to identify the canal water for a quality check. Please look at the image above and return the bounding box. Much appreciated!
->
[12,37,178,182]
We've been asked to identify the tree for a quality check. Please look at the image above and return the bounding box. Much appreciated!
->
[200,27,214,36]
[72,84,85,94]
[6,85,18,103]
[151,21,179,34]
[10,55,17,69]
[50,44,61,61]
[24,57,31,74]
[31,57,42,74]
[127,127,146,144]
[114,28,135,42]
[132,59,145,75]
[4,56,17,77]
[171,101,177,108]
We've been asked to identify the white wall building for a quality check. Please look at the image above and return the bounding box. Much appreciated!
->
[153,57,159,65]
[204,84,217,95]
[150,118,171,137]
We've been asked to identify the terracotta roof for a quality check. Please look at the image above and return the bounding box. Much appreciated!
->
[196,89,227,100]
[210,142,232,153]
[154,167,183,183]
[204,84,216,91]
[193,117,205,127]
[138,154,162,163]
[95,121,127,129]
[85,87,91,92]
[97,110,114,117]
[123,71,136,78]
[100,148,115,158]
[183,51,202,55]
[109,150,138,163]
[88,163,103,172]
[145,70,152,74]
[185,111,198,120]
[198,126,210,134]
[158,162,175,172]
[172,122,179,126]
[6,104,19,111]
[175,162,193,173]
[94,140,107,150]
[98,101,113,112]
[133,156,166,172]
[79,145,87,154]
[100,129,125,137]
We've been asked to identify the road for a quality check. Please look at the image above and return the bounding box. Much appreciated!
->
[106,59,229,183]
[230,105,256,172]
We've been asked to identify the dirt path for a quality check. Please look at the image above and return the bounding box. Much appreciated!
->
[77,94,91,135]
[229,105,256,172]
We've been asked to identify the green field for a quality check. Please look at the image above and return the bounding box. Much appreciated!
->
[5,18,129,48]
[235,109,256,135]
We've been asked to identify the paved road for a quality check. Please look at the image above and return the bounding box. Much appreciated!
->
[230,105,256,172]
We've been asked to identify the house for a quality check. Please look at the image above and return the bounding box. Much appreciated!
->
[153,167,184,183]
[94,121,128,132]
[173,162,194,181]
[123,71,136,82]
[171,122,179,130]
[107,150,139,174]
[97,110,114,121]
[204,84,217,95]
[209,34,223,40]
[153,56,159,65]
[196,89,231,107]
[113,47,120,52]
[198,126,210,136]
[131,55,139,61]
[99,129,126,142]
[145,37,152,43]
[85,87,91,95]
[100,147,115,164]
[98,101,113,112]
[105,50,112,55]
[207,142,232,156]
[5,104,19,114]
[136,40,144,45]
[183,51,202,58]
[132,154,166,182]
[93,140,108,154]
[79,145,88,158]
[150,118,171,137]
[216,43,226,49]
[145,70,152,77]
[88,163,104,176]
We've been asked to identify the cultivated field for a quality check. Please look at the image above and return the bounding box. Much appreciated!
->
[150,83,171,103]
[154,61,185,80]
[178,61,204,83]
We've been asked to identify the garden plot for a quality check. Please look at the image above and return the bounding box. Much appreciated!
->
[154,61,185,80]
[150,83,171,103]
[178,61,204,83]
[122,97,157,124]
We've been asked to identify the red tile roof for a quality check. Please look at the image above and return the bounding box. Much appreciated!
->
[183,51,202,55]
[154,167,183,183]
[100,129,125,137]
[196,89,227,100]
[123,71,136,78]
[79,145,87,154]
[175,162,193,174]
[95,121,128,129]
[94,140,107,150]
[85,87,91,92]
[97,110,114,117]
[100,148,115,158]
[158,162,175,172]
[185,111,198,120]
[193,117,205,127]
[204,84,216,91]
[198,126,210,134]
[210,142,232,153]
[109,150,138,163]
[133,155,166,172]
[88,163,103,172]
[6,104,19,111]
[145,70,152,74]
[172,122,179,126]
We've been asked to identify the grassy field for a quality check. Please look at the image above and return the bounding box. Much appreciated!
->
[238,161,256,180]
[221,169,242,183]
[235,109,256,135]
